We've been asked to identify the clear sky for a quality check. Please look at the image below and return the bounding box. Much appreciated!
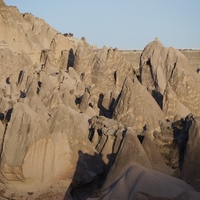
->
[4,0,200,50]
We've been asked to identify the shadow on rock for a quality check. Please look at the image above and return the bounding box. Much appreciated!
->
[64,150,105,200]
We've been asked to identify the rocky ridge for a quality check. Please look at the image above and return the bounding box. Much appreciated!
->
[1,1,200,199]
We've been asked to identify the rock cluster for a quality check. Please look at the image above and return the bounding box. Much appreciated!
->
[1,1,200,199]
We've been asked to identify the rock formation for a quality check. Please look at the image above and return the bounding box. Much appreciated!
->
[113,77,165,132]
[182,116,200,190]
[89,165,200,200]
[0,1,200,200]
[140,39,200,120]
[0,0,6,7]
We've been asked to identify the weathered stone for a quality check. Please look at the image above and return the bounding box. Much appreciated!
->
[1,102,48,180]
[182,117,200,191]
[91,165,200,200]
[113,77,165,132]
[140,39,200,119]
[142,130,171,175]
[103,127,152,189]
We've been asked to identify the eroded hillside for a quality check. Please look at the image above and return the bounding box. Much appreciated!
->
[1,1,200,199]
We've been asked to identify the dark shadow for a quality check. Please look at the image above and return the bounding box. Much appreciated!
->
[37,81,42,95]
[75,96,82,106]
[0,113,4,121]
[88,126,95,142]
[97,94,115,118]
[5,108,13,122]
[172,114,194,170]
[105,129,126,175]
[64,120,126,199]
[137,135,145,144]
[20,90,26,98]
[152,90,163,109]
[6,77,10,84]
[67,48,75,69]
[97,93,104,115]
[17,70,24,86]
[64,150,105,200]
[113,71,117,85]
[38,81,42,88]
[0,109,13,161]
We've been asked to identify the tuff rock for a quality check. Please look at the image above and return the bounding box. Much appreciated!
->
[0,2,200,200]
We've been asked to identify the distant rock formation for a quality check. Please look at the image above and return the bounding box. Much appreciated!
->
[140,40,200,121]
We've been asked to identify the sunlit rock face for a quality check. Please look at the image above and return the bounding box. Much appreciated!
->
[140,39,200,121]
[1,1,200,200]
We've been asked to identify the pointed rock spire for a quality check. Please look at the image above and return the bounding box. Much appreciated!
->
[0,0,6,7]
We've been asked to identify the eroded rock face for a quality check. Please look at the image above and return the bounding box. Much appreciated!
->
[182,117,200,191]
[113,77,165,132]
[1,2,200,199]
[140,39,200,120]
[0,0,6,7]
[1,102,48,181]
[103,127,152,189]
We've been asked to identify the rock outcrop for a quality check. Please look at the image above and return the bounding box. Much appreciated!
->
[140,39,200,120]
[182,116,200,190]
[1,2,200,200]
[113,77,165,132]
[0,0,5,7]
[90,165,200,200]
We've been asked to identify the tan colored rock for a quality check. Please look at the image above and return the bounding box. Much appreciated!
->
[0,6,42,63]
[68,67,85,97]
[73,38,96,86]
[37,71,54,106]
[1,102,48,180]
[49,104,104,187]
[92,47,134,94]
[50,33,76,62]
[89,115,123,169]
[79,90,90,113]
[40,49,57,70]
[24,76,50,120]
[0,0,6,7]
[142,130,171,175]
[57,50,69,69]
[163,84,191,121]
[0,46,22,82]
[74,43,135,117]
[22,132,73,183]
[0,4,77,67]
[113,77,165,132]
[103,127,152,189]
[140,40,200,119]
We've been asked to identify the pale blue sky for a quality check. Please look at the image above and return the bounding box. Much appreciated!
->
[4,0,200,50]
